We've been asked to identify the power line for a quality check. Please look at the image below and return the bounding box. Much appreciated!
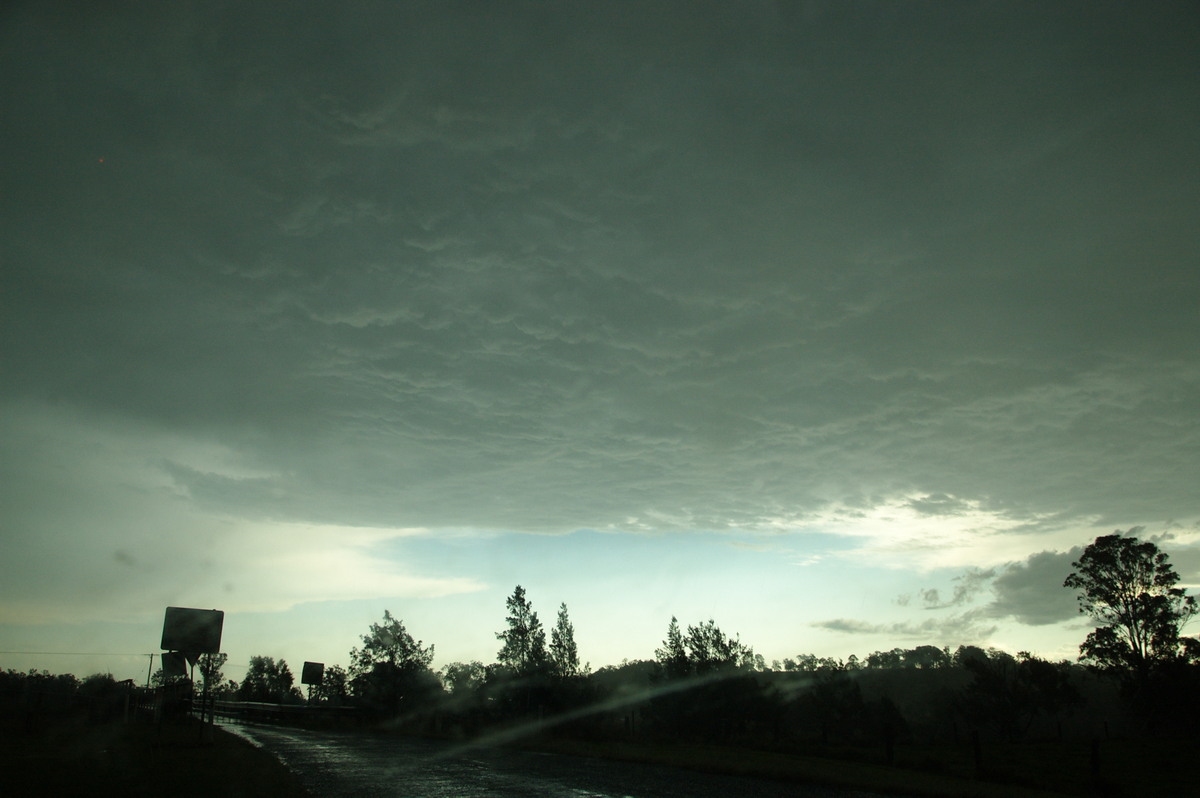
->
[0,651,154,657]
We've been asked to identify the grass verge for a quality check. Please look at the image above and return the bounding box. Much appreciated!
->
[520,731,1200,798]
[522,737,1080,798]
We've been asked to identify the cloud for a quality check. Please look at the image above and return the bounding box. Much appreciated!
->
[907,493,975,517]
[0,401,484,624]
[921,568,997,609]
[1169,549,1200,592]
[824,547,1091,647]
[903,547,1090,633]
[806,495,1087,573]
[984,548,1084,626]
[813,610,998,644]
[7,6,1200,541]
[919,589,941,608]
[813,619,880,635]
[3,2,1200,668]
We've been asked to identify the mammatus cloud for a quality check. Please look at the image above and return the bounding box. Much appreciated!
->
[2,3,1199,672]
[3,3,1199,545]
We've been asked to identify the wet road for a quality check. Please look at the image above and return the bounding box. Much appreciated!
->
[222,721,885,798]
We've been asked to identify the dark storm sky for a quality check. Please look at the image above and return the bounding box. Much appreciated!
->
[2,1,1197,675]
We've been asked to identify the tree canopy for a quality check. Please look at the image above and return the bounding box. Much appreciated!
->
[654,616,691,679]
[237,656,298,703]
[316,664,349,705]
[349,610,435,674]
[440,661,486,694]
[348,611,437,714]
[197,652,228,690]
[1063,531,1197,676]
[549,602,585,678]
[496,585,548,676]
[655,617,754,678]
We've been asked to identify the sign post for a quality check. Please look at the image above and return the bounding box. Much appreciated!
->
[302,661,325,703]
[160,607,224,740]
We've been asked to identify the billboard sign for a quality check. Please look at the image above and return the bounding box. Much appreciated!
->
[301,661,325,686]
[160,607,224,653]
[161,651,188,680]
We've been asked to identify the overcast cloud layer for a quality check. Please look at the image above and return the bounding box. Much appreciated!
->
[2,2,1198,675]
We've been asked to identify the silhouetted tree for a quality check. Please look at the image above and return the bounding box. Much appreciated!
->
[79,673,125,722]
[654,616,691,679]
[441,661,486,695]
[550,603,586,678]
[238,656,300,703]
[957,650,1080,741]
[654,617,754,678]
[1065,532,1200,733]
[650,617,761,742]
[496,585,548,677]
[2,670,81,718]
[952,645,990,669]
[685,619,755,674]
[150,668,188,688]
[806,660,866,744]
[786,653,857,672]
[198,653,227,689]
[348,611,439,716]
[1013,652,1082,729]
[317,664,348,705]
[1064,532,1197,676]
[904,645,952,669]
[866,648,906,669]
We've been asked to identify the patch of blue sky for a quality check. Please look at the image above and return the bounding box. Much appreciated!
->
[360,527,915,665]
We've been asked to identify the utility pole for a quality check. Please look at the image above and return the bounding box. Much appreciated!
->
[146,653,154,688]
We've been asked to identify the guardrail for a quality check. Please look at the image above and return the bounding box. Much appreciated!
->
[209,699,359,726]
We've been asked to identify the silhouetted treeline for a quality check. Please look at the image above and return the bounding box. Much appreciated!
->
[12,531,1197,758]
[246,590,1157,749]
[0,669,137,728]
[268,550,1198,749]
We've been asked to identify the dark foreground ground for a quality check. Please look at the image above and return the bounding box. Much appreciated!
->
[2,710,1193,798]
[1,714,308,797]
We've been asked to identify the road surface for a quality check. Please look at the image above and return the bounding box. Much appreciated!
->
[222,721,887,797]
